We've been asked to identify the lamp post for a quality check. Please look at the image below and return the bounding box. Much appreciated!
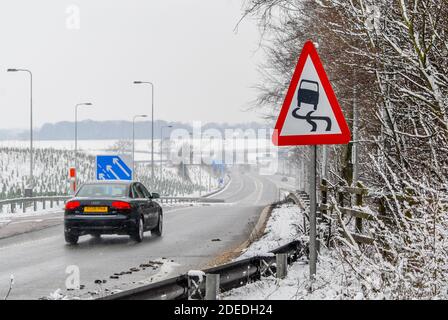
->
[7,68,33,190]
[133,114,148,180]
[160,125,173,177]
[133,81,155,180]
[74,102,92,176]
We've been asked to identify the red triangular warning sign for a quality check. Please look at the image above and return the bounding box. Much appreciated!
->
[273,40,351,146]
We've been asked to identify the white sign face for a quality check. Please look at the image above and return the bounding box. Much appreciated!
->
[273,40,350,146]
[280,56,342,137]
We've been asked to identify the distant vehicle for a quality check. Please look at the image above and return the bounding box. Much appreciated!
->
[297,79,319,110]
[64,181,163,245]
[281,177,288,182]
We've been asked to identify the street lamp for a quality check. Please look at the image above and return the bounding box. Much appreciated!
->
[132,114,148,180]
[74,102,93,177]
[133,81,155,180]
[160,125,173,177]
[7,68,33,191]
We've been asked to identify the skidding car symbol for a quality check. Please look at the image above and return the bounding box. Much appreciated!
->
[297,80,319,110]
[292,79,332,132]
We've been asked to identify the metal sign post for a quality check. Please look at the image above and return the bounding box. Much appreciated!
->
[309,145,317,278]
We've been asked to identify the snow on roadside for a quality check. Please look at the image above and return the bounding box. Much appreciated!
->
[224,201,367,300]
[238,203,303,260]
[223,247,367,300]
[0,203,64,217]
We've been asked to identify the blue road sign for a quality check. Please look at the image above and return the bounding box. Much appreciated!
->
[212,160,225,172]
[96,155,132,181]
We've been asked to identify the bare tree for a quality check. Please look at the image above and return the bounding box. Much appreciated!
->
[243,0,448,298]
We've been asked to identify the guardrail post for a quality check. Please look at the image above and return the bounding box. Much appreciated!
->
[33,200,37,211]
[11,203,15,213]
[43,199,46,210]
[205,274,220,300]
[22,200,26,213]
[187,271,205,300]
[276,253,288,279]
[50,199,53,208]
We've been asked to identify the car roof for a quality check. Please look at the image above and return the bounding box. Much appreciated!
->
[82,180,136,185]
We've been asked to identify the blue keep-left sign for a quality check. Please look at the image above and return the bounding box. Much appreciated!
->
[96,155,132,180]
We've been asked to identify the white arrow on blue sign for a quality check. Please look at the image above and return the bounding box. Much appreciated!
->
[96,155,132,181]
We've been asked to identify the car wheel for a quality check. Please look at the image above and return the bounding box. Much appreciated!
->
[152,213,163,237]
[65,231,79,245]
[131,216,144,242]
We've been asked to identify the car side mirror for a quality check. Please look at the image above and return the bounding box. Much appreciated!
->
[151,193,160,199]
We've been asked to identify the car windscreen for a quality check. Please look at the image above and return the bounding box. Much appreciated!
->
[76,184,128,198]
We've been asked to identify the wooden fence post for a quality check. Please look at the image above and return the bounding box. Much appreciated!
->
[355,181,364,233]
[321,179,328,221]
[338,182,345,208]
[321,179,333,247]
[378,196,386,216]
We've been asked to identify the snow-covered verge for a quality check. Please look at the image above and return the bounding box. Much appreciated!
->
[238,203,303,260]
[224,249,367,300]
[224,199,448,300]
[223,202,369,300]
[0,202,64,216]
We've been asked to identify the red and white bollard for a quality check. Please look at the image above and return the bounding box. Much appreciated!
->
[69,167,76,194]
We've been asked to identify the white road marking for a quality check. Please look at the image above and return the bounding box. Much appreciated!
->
[206,176,232,198]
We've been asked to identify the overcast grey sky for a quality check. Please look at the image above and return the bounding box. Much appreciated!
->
[0,0,264,130]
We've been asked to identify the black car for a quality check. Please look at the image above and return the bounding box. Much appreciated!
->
[64,181,163,244]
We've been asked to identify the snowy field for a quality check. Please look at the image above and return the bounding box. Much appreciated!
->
[0,138,275,163]
[0,137,275,201]
[0,141,226,202]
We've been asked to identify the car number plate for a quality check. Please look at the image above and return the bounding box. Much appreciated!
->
[84,206,108,213]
